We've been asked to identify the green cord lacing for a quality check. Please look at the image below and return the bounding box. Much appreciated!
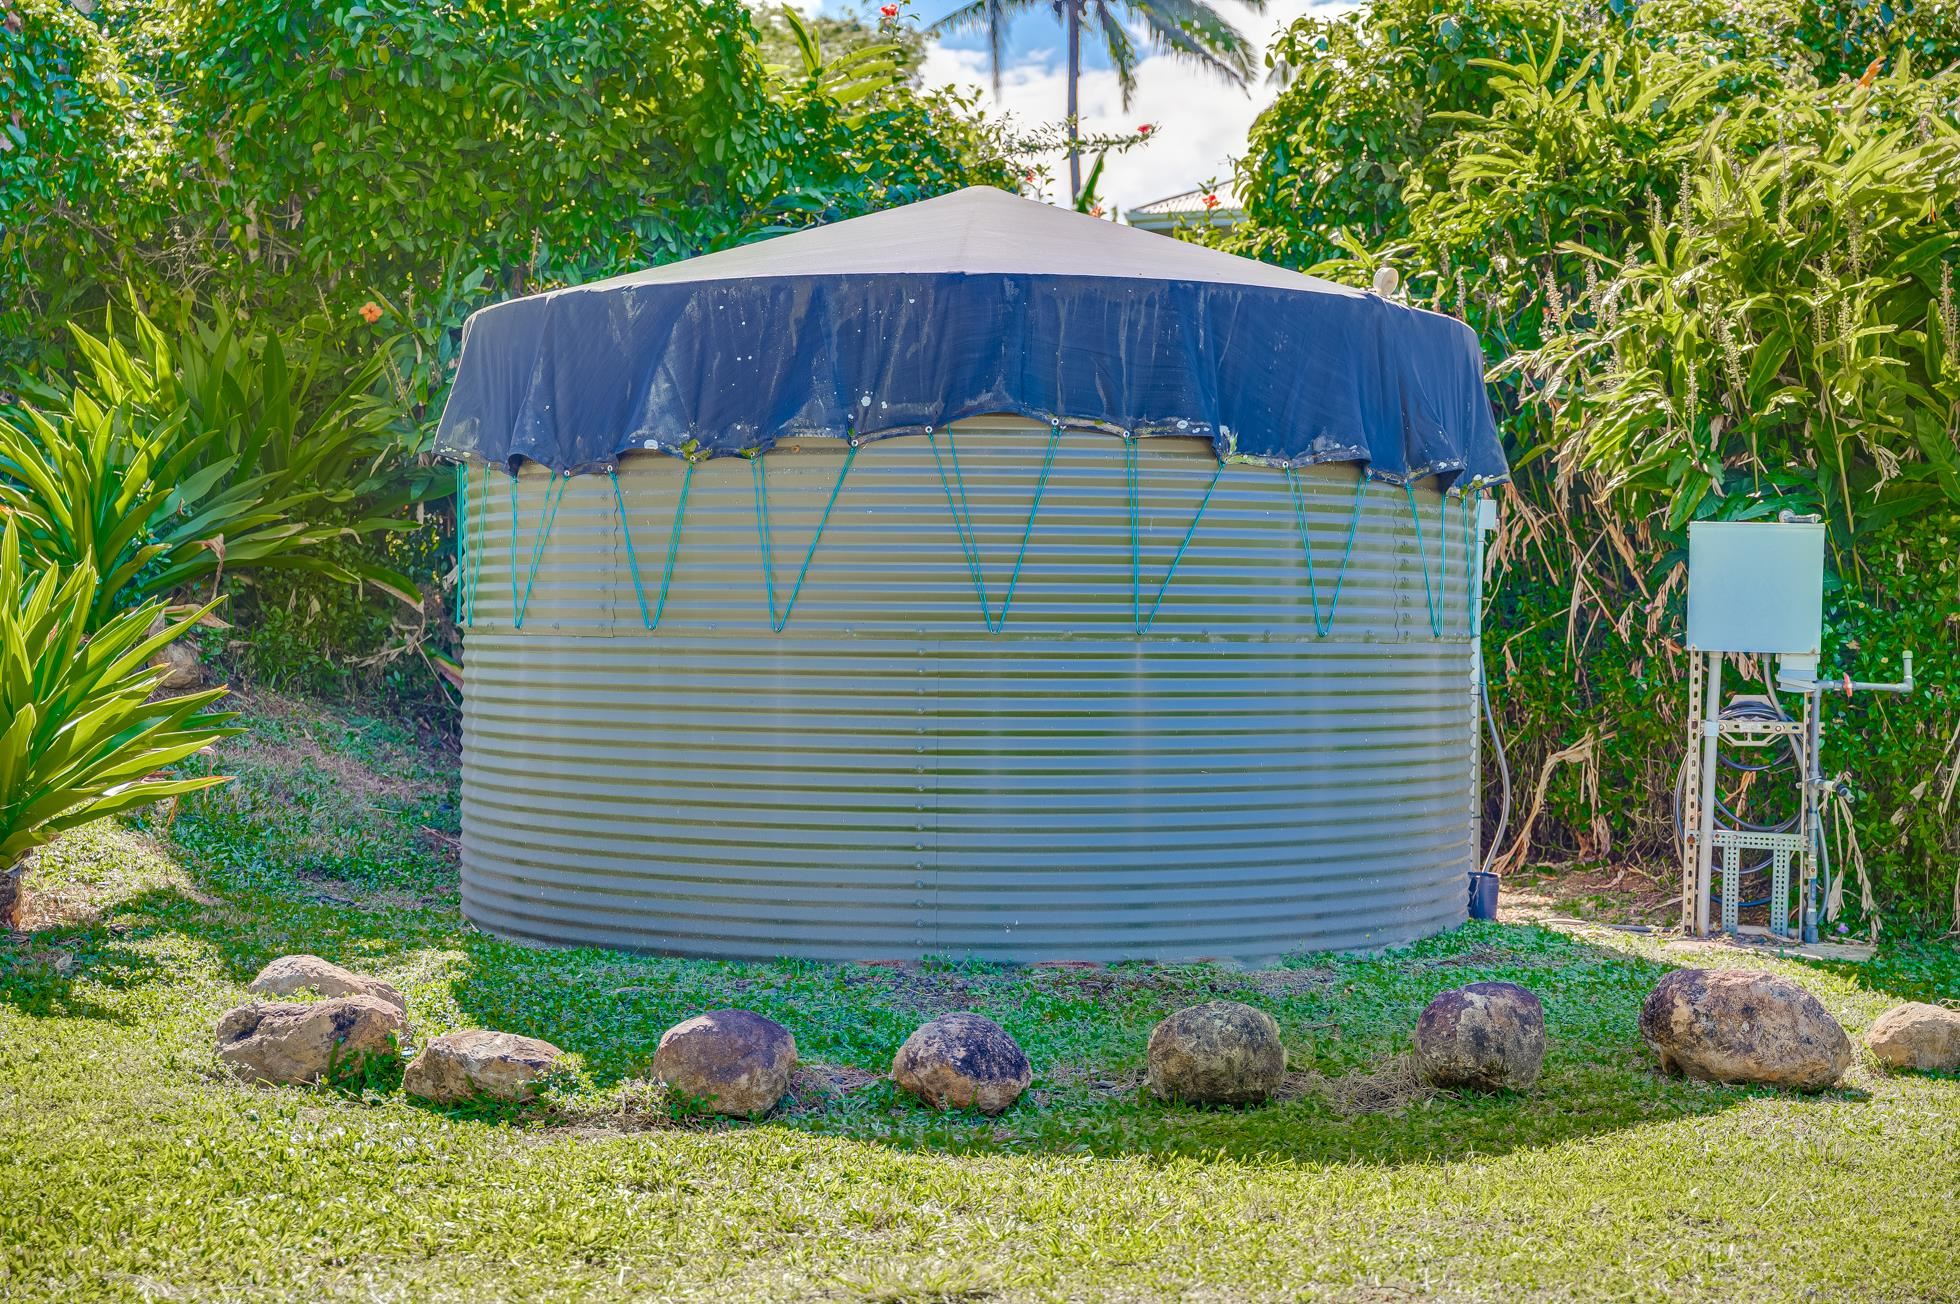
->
[927,423,1062,633]
[467,463,488,625]
[752,444,857,633]
[1127,438,1226,634]
[1407,483,1471,639]
[487,448,1475,639]
[510,472,567,630]
[613,462,694,630]
[1285,469,1370,637]
[454,461,469,624]
[1463,490,1479,636]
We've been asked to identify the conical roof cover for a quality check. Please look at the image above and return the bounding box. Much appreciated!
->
[435,186,1505,484]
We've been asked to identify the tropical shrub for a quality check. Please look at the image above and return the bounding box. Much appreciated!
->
[0,305,419,628]
[1508,65,1960,542]
[0,521,236,925]
[1224,0,1960,927]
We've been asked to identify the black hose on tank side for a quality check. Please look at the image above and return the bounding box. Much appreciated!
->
[1480,674,1511,874]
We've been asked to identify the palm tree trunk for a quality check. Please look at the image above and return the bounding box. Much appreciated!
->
[1065,0,1082,201]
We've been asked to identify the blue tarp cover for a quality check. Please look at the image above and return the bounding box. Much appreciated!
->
[434,187,1507,486]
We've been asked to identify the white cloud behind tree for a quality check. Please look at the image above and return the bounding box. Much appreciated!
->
[910,0,1355,212]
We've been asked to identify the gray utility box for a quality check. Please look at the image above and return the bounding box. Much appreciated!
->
[1686,520,1825,655]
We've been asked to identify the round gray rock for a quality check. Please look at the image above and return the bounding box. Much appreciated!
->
[1865,1002,1960,1073]
[1639,968,1851,1091]
[1146,1001,1286,1105]
[404,1029,564,1103]
[247,954,405,1012]
[216,995,404,1084]
[1413,981,1546,1092]
[891,1013,1031,1114]
[651,1009,797,1116]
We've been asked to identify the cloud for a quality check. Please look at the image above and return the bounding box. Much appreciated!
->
[918,0,1356,211]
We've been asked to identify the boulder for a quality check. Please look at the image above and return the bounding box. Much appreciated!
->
[1864,1002,1960,1073]
[1639,968,1851,1091]
[1413,981,1546,1092]
[147,612,203,689]
[152,641,203,690]
[651,1008,797,1116]
[404,1029,564,1103]
[216,995,404,1084]
[246,954,406,1013]
[891,1012,1031,1114]
[1146,1001,1286,1105]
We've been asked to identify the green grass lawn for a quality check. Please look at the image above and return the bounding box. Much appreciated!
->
[2,693,1956,1302]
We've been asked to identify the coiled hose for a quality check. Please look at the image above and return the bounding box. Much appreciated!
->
[1672,693,1808,908]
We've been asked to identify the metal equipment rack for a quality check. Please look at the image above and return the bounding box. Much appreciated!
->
[1680,517,1912,942]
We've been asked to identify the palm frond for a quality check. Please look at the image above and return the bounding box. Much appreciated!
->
[930,0,1046,95]
[1120,0,1258,85]
[1093,3,1141,108]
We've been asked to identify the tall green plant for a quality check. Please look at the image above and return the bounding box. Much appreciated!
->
[0,307,419,628]
[0,522,237,925]
[1505,69,1960,546]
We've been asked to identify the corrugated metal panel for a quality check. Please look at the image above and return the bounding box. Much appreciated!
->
[458,422,1479,962]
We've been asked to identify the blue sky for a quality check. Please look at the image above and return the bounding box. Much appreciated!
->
[798,0,1355,213]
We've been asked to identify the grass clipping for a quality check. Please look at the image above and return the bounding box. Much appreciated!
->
[1290,1053,1436,1116]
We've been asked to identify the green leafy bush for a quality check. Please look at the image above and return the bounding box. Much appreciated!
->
[0,306,419,628]
[0,0,164,367]
[0,521,236,923]
[7,0,1015,338]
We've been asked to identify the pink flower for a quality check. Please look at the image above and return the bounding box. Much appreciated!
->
[879,3,898,16]
[1137,123,1153,136]
[1089,204,1103,218]
[1202,192,1220,211]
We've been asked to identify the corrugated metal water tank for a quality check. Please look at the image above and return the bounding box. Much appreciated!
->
[457,420,1478,963]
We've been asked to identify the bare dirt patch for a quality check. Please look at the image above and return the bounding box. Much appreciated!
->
[1499,863,1678,929]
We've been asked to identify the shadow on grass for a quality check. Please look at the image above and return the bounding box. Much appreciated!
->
[4,866,1830,1169]
[1801,937,1960,1007]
